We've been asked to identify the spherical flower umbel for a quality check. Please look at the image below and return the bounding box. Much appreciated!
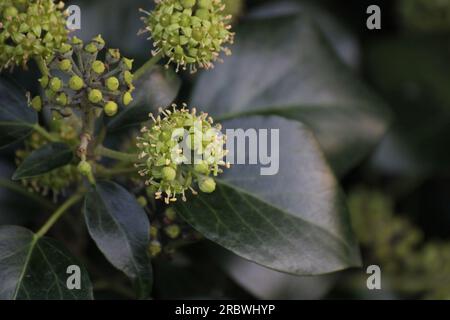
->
[0,0,69,71]
[34,35,135,117]
[135,104,230,204]
[140,0,234,72]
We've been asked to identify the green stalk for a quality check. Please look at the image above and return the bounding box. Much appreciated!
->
[133,52,163,80]
[32,124,59,142]
[34,56,49,76]
[96,166,137,178]
[36,192,84,238]
[97,145,138,162]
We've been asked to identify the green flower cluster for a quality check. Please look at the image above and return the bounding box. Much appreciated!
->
[32,35,135,118]
[350,189,450,299]
[143,206,200,257]
[0,0,68,70]
[135,104,229,204]
[140,0,234,72]
[398,0,450,32]
[15,121,80,200]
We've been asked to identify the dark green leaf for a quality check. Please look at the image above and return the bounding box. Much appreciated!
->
[108,66,181,131]
[191,14,390,175]
[209,243,336,299]
[248,1,360,68]
[176,116,361,275]
[0,225,93,300]
[12,142,73,181]
[84,181,152,298]
[0,79,37,149]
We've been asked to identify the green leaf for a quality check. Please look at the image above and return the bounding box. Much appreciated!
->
[108,66,181,131]
[191,14,390,175]
[209,243,336,299]
[84,181,152,298]
[0,225,93,300]
[0,79,37,149]
[12,142,73,180]
[175,116,361,275]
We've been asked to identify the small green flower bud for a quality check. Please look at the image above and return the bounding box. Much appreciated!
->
[123,71,133,85]
[182,0,196,8]
[92,60,105,74]
[198,0,212,9]
[122,58,134,70]
[106,77,120,91]
[84,43,98,54]
[59,59,72,71]
[72,36,83,45]
[106,48,121,63]
[56,93,68,106]
[122,91,133,106]
[31,96,42,112]
[194,161,210,174]
[3,6,18,19]
[39,76,49,88]
[165,225,181,239]
[162,167,177,181]
[49,77,62,92]
[165,207,177,221]
[195,8,209,19]
[199,177,216,193]
[104,101,118,117]
[150,226,159,239]
[88,89,103,104]
[137,196,148,207]
[59,43,72,54]
[69,75,84,91]
[148,240,162,257]
[77,161,92,176]
[93,35,105,46]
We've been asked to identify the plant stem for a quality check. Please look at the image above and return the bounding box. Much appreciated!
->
[96,166,137,178]
[97,145,138,162]
[32,124,58,142]
[77,105,96,160]
[36,192,84,238]
[34,56,49,76]
[133,52,163,80]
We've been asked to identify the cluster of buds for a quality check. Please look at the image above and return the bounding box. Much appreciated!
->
[135,104,229,204]
[31,35,135,118]
[0,0,69,71]
[138,204,201,257]
[15,120,80,200]
[140,0,234,72]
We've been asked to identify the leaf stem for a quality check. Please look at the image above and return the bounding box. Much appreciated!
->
[96,165,137,178]
[96,145,138,162]
[34,56,49,77]
[134,52,163,80]
[36,192,84,238]
[32,124,58,142]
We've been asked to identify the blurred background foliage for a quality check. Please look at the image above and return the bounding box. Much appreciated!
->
[1,0,450,299]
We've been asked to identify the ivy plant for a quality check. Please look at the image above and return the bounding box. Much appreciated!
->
[0,0,389,299]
